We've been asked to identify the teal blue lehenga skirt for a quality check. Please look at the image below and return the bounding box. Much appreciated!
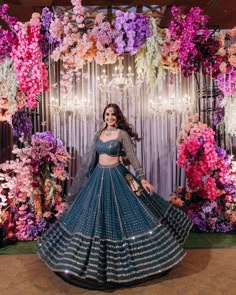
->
[37,163,192,289]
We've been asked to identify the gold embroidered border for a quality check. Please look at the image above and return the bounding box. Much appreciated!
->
[40,231,178,261]
[38,247,186,283]
[39,235,182,267]
[39,241,183,271]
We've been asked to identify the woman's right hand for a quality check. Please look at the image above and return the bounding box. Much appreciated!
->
[141,179,155,195]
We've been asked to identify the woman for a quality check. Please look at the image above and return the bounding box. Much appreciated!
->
[37,103,192,289]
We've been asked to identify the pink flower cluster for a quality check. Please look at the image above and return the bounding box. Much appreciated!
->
[0,144,35,240]
[224,194,236,226]
[31,131,70,181]
[92,13,117,65]
[177,115,230,201]
[49,15,63,42]
[71,0,85,28]
[161,30,180,74]
[50,2,96,94]
[0,131,70,241]
[11,13,49,109]
[216,28,236,96]
[48,5,152,79]
[223,161,236,225]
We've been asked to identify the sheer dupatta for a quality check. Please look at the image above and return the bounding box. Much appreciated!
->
[66,131,101,205]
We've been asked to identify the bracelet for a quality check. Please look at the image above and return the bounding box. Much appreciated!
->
[141,180,148,184]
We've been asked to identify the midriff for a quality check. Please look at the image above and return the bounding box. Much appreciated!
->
[98,154,119,166]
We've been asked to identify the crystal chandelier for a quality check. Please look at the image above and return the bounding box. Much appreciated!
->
[97,57,144,93]
[49,96,91,116]
[149,94,194,114]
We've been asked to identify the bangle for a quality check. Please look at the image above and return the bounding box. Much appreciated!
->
[141,180,148,184]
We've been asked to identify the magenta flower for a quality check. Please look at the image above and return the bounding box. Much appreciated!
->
[0,4,18,61]
[11,13,49,109]
[168,6,211,77]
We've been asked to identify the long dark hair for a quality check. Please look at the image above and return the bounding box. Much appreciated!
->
[102,103,141,141]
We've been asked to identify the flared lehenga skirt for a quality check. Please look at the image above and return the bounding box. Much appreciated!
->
[37,163,192,289]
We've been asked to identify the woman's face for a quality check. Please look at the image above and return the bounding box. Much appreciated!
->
[104,107,117,128]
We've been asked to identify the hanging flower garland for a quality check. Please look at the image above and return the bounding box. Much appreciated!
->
[50,0,96,94]
[161,29,180,75]
[49,14,64,43]
[167,6,210,77]
[92,12,117,65]
[40,7,59,59]
[135,18,166,89]
[11,13,49,110]
[12,109,33,140]
[212,93,225,127]
[114,11,152,56]
[0,59,18,122]
[215,28,236,96]
[0,61,27,124]
[0,4,17,61]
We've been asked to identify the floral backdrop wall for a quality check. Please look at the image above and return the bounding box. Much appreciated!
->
[0,0,236,242]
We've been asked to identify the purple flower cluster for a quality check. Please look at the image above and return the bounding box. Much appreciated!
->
[0,4,17,29]
[0,4,18,61]
[224,182,236,197]
[172,184,234,232]
[40,7,59,58]
[16,213,48,241]
[41,7,53,31]
[12,110,33,140]
[212,94,224,127]
[217,67,236,96]
[114,11,152,55]
[0,30,16,61]
[32,131,63,148]
[190,199,232,232]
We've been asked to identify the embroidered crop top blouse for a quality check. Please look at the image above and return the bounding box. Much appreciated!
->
[96,138,121,157]
[95,129,145,180]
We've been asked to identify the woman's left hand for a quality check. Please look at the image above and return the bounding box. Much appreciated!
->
[141,179,155,195]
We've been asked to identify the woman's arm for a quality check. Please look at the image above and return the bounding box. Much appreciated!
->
[121,130,154,194]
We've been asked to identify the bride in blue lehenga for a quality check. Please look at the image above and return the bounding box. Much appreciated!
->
[37,103,192,289]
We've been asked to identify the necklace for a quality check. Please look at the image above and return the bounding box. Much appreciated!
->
[105,127,117,136]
